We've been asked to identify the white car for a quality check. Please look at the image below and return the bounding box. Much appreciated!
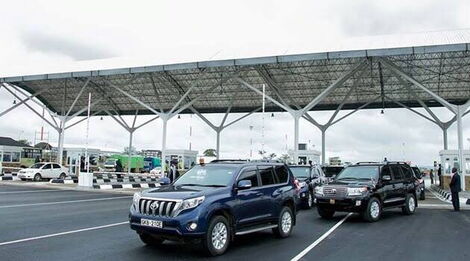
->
[18,162,69,181]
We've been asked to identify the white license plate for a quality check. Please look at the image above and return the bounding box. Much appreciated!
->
[141,219,163,228]
[329,199,336,204]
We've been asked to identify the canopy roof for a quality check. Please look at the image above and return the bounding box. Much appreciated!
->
[1,39,470,116]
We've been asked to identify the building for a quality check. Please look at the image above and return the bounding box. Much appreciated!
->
[140,149,162,158]
[164,149,198,169]
[439,150,470,190]
[288,143,321,165]
[329,157,342,166]
[0,137,42,169]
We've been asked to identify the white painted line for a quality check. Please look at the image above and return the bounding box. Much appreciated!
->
[0,189,72,194]
[0,221,128,247]
[122,184,133,189]
[0,196,132,209]
[291,213,352,261]
[141,183,149,188]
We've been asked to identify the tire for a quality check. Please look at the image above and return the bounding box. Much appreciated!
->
[59,173,66,180]
[419,190,425,200]
[402,194,416,215]
[33,173,42,182]
[273,206,294,238]
[303,191,314,209]
[139,233,164,246]
[363,197,381,222]
[317,206,335,219]
[202,215,230,256]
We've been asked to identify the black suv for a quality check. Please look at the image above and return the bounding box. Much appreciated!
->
[129,160,297,256]
[315,162,418,222]
[411,166,425,200]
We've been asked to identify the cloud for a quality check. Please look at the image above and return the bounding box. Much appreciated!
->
[20,30,116,61]
[332,0,465,36]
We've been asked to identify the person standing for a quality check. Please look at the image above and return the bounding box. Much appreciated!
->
[429,169,434,184]
[449,167,461,211]
[437,164,442,187]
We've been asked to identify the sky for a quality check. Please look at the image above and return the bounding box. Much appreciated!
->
[1,0,470,166]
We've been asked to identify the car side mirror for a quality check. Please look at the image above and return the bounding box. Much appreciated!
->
[159,177,171,185]
[237,180,252,190]
[382,175,392,181]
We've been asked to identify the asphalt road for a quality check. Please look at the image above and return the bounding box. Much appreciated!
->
[0,183,469,261]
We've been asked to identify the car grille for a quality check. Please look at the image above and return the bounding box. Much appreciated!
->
[323,186,347,197]
[138,198,180,217]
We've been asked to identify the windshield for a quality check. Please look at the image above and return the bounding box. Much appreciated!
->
[335,166,379,180]
[174,165,238,186]
[30,163,45,169]
[290,167,310,179]
[104,159,116,165]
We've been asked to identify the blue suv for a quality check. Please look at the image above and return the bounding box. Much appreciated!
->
[129,160,297,256]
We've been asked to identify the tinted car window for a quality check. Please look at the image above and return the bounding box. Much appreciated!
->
[274,165,288,183]
[238,169,259,187]
[390,165,403,180]
[401,165,413,179]
[174,165,237,186]
[381,166,392,178]
[259,166,276,186]
[53,164,61,169]
[43,164,51,169]
[412,167,422,178]
[290,167,310,179]
[336,166,379,180]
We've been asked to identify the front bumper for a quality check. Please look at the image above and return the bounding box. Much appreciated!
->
[17,173,33,179]
[129,205,206,241]
[315,195,369,212]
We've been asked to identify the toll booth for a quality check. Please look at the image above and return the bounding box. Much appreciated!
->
[164,149,198,170]
[439,150,470,190]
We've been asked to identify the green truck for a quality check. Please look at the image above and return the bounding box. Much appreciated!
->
[104,154,145,172]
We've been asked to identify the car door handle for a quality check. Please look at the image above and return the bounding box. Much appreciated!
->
[255,192,263,197]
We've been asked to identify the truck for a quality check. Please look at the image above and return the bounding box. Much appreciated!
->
[104,154,145,173]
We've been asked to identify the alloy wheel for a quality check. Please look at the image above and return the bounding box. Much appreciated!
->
[281,211,292,234]
[370,201,380,219]
[211,222,227,250]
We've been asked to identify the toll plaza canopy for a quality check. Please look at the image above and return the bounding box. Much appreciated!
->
[1,30,470,190]
[1,36,470,116]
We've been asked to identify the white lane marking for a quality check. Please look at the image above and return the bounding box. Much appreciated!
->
[0,196,132,209]
[291,213,352,261]
[0,221,128,247]
[0,189,72,194]
[428,188,451,203]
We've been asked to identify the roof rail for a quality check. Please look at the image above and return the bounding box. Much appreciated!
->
[210,159,249,164]
[385,161,410,165]
[355,162,381,165]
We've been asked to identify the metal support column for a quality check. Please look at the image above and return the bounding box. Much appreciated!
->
[57,119,65,164]
[456,105,466,190]
[161,116,168,173]
[216,128,221,160]
[293,112,300,164]
[128,130,134,175]
[443,127,449,150]
[321,128,326,165]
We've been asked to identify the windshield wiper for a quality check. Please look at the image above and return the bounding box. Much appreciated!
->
[178,184,226,187]
[337,177,358,180]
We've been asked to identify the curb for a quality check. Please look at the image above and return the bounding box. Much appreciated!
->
[93,183,161,190]
[431,185,470,205]
[50,179,77,184]
[431,185,451,200]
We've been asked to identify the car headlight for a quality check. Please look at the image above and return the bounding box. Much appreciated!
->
[299,181,307,188]
[174,196,205,216]
[347,187,367,196]
[315,186,324,195]
[133,192,141,206]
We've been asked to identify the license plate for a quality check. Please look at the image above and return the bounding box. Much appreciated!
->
[141,218,163,228]
[329,199,336,204]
